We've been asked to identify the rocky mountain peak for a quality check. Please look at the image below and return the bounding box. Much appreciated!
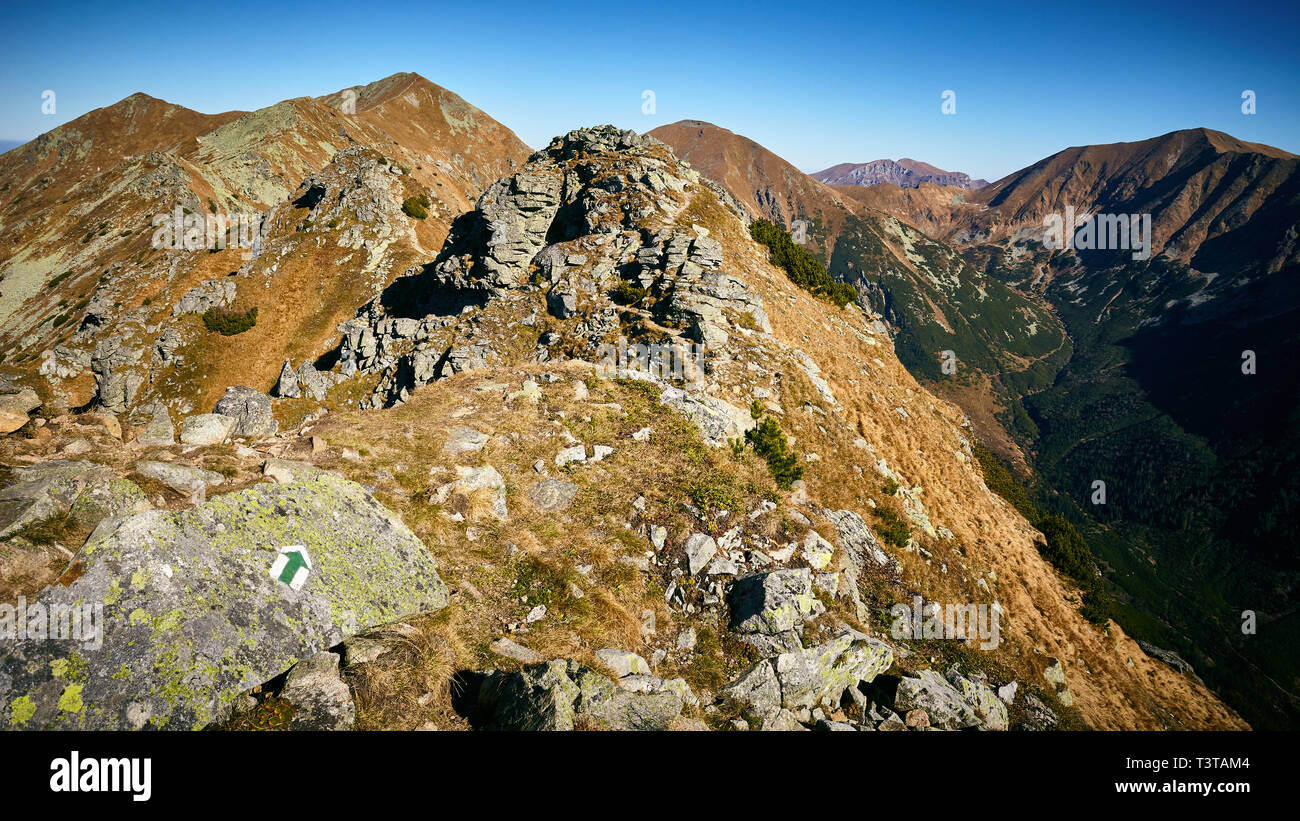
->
[319,124,777,419]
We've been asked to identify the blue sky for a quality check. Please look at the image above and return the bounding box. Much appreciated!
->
[1,0,1296,180]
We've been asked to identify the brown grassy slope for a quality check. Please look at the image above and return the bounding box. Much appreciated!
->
[841,128,1300,272]
[277,180,1240,730]
[648,120,863,258]
[326,72,531,219]
[837,180,980,239]
[682,189,1244,730]
[0,73,532,414]
[0,93,244,198]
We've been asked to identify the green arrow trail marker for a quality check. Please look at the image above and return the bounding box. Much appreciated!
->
[269,545,312,591]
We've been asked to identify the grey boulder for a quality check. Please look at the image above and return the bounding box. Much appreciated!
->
[179,413,237,446]
[728,568,825,654]
[0,473,448,730]
[213,386,278,439]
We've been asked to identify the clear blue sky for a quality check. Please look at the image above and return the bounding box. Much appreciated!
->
[1,0,1296,181]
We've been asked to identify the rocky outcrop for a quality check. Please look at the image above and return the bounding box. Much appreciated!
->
[722,630,893,726]
[728,568,825,654]
[172,279,236,316]
[212,385,278,438]
[322,126,773,417]
[893,669,982,730]
[475,659,695,731]
[91,337,144,414]
[0,460,148,539]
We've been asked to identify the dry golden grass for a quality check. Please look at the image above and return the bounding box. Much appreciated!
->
[697,199,1245,730]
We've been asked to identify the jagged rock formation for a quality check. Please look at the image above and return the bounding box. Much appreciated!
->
[326,126,772,421]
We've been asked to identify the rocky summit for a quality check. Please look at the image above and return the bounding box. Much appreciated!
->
[0,82,1252,735]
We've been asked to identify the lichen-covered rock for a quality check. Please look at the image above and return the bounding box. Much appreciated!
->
[722,631,892,724]
[822,508,891,570]
[946,668,1008,731]
[893,669,981,730]
[0,460,117,538]
[477,661,579,731]
[0,473,448,730]
[774,631,894,711]
[721,658,783,722]
[134,460,224,494]
[476,659,690,731]
[728,568,825,654]
[594,648,650,678]
[658,388,754,447]
[213,386,278,439]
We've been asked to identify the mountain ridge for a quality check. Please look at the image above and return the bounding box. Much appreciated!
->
[813,158,988,190]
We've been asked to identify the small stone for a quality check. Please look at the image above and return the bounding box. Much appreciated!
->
[443,427,490,455]
[684,533,718,575]
[527,478,579,512]
[555,445,585,467]
[86,411,122,440]
[650,526,667,551]
[490,637,544,663]
[595,648,651,678]
[61,438,93,456]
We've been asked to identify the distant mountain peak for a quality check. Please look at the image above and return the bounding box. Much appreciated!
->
[812,158,988,190]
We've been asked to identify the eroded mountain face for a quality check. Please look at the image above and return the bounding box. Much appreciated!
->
[683,123,1300,729]
[0,120,1243,731]
[863,130,1300,731]
[650,120,1066,463]
[0,72,530,420]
